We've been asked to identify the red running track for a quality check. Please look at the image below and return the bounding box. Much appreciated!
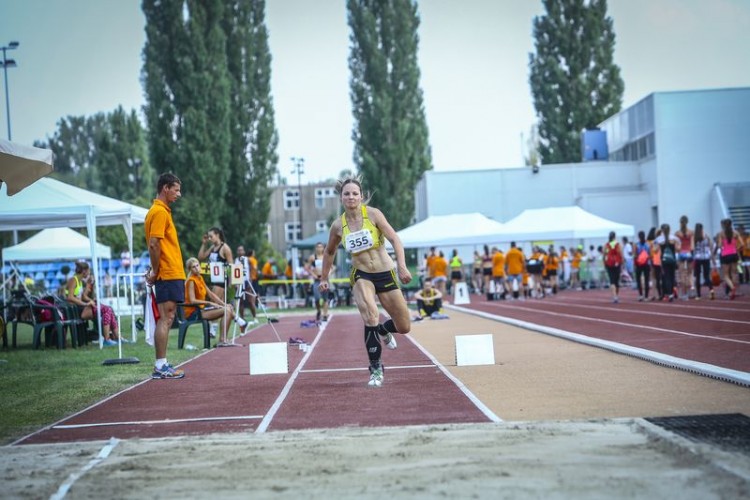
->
[456,286,750,373]
[18,313,494,445]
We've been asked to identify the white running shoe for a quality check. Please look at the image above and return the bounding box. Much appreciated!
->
[368,367,384,387]
[382,332,397,350]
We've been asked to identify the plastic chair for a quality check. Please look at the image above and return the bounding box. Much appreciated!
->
[176,303,211,349]
[10,295,68,349]
[52,295,90,347]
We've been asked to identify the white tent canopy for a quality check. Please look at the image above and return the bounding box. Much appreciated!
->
[3,227,112,262]
[396,213,506,248]
[0,177,147,231]
[498,206,635,241]
[0,177,149,346]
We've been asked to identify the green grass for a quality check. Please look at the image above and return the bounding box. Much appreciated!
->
[0,305,362,445]
[0,319,209,445]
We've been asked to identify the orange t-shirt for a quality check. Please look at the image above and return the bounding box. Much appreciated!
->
[432,257,448,278]
[426,254,437,278]
[249,256,259,280]
[262,261,275,278]
[183,275,207,318]
[545,255,559,271]
[491,251,506,277]
[145,199,185,281]
[572,251,582,269]
[506,248,525,275]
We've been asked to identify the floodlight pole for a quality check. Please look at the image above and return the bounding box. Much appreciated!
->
[0,41,19,141]
[291,156,305,238]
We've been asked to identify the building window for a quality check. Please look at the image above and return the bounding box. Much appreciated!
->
[265,223,272,243]
[285,222,301,242]
[284,189,300,210]
[316,220,328,233]
[315,188,335,209]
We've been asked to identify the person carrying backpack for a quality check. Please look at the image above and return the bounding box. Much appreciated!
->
[654,223,681,301]
[604,231,624,303]
[634,230,652,301]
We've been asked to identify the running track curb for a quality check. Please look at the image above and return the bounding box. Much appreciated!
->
[447,304,750,388]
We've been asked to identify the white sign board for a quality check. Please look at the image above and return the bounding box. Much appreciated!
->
[453,281,471,305]
[209,262,225,284]
[455,334,495,366]
[229,263,244,286]
[249,342,288,375]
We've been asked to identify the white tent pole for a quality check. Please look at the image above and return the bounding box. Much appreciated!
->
[86,206,104,349]
[124,215,136,342]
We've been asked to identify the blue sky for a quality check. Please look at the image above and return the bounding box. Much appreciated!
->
[1,0,748,183]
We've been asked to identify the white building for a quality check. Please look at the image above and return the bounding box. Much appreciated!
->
[415,87,750,241]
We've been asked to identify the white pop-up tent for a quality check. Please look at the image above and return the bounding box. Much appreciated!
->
[3,227,112,262]
[498,206,635,241]
[0,177,148,346]
[396,213,506,248]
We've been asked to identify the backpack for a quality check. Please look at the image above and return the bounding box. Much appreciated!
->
[662,244,676,265]
[635,243,649,266]
[35,297,65,323]
[604,242,622,267]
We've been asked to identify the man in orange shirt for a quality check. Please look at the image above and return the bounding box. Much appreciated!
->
[145,172,186,379]
[425,247,437,282]
[505,241,526,299]
[491,246,507,299]
[431,250,449,296]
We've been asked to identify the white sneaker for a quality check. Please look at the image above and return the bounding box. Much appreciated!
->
[382,332,397,350]
[368,367,384,387]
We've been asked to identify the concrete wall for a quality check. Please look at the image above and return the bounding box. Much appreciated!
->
[653,88,750,235]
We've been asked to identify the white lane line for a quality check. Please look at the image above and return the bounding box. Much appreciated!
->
[479,302,750,345]
[546,299,750,325]
[301,364,435,373]
[406,335,503,423]
[448,305,750,387]
[12,347,213,446]
[50,437,120,500]
[53,415,263,430]
[255,314,331,433]
[554,294,750,314]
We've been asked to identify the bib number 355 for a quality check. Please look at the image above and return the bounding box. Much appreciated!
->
[346,229,374,254]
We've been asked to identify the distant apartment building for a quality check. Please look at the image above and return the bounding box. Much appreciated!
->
[266,182,340,255]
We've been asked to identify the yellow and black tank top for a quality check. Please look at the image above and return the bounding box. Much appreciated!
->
[341,205,384,254]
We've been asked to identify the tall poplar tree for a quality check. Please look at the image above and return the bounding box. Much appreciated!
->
[221,0,278,249]
[142,0,232,254]
[529,0,624,164]
[348,0,432,230]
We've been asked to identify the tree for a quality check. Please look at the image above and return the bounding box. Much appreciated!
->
[92,107,153,205]
[142,0,232,256]
[34,108,153,253]
[528,0,624,164]
[347,0,432,230]
[220,0,278,250]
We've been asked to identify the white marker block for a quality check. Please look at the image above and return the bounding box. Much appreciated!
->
[249,342,288,375]
[455,334,495,366]
[229,263,244,286]
[209,262,225,284]
[453,281,471,305]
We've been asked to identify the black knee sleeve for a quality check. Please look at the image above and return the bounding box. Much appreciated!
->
[378,319,397,336]
[364,325,382,367]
